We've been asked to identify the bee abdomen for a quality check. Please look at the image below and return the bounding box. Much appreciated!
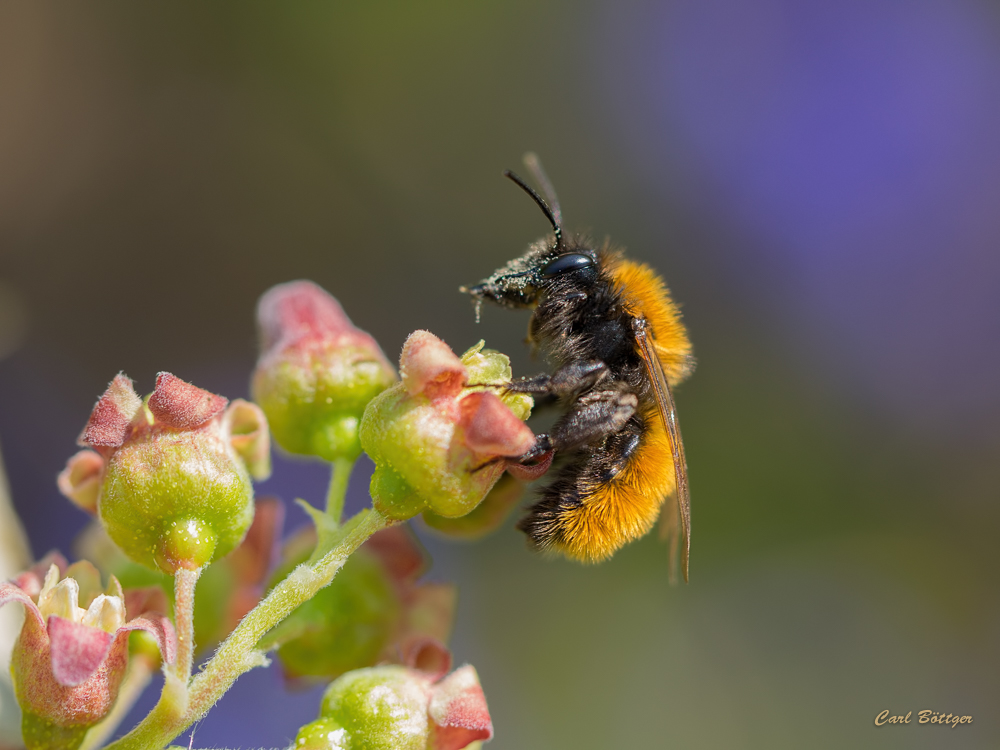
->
[517,405,675,563]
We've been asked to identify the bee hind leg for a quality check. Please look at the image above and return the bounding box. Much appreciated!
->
[548,387,637,452]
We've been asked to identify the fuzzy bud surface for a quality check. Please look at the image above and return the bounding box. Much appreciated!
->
[360,333,533,522]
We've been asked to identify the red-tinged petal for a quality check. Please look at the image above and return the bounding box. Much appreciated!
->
[13,622,130,727]
[429,665,493,750]
[363,524,426,584]
[48,615,115,687]
[57,450,105,514]
[225,399,271,480]
[148,372,228,430]
[504,449,554,481]
[79,374,141,449]
[0,581,45,629]
[120,613,177,667]
[460,391,535,457]
[399,636,452,682]
[257,280,358,352]
[11,552,68,598]
[400,331,467,399]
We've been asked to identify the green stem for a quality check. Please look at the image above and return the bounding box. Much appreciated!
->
[102,509,389,750]
[171,567,203,688]
[324,456,355,525]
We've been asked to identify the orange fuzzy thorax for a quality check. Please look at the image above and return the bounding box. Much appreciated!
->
[551,403,676,562]
[607,257,694,385]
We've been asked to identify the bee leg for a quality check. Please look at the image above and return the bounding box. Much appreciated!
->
[506,360,609,397]
[517,433,554,463]
[548,388,638,452]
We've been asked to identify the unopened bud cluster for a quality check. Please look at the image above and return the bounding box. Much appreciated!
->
[1,279,534,749]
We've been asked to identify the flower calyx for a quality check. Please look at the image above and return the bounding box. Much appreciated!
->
[59,372,271,574]
[0,561,175,749]
[361,332,535,522]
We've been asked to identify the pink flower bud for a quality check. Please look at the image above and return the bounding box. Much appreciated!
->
[361,334,534,522]
[252,281,397,462]
[66,373,271,573]
[0,563,175,742]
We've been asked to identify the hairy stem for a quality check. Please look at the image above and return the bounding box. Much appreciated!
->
[102,509,388,750]
[171,567,203,688]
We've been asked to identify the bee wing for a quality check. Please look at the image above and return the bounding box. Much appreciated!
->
[632,317,691,583]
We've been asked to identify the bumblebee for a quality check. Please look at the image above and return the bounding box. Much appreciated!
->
[463,155,695,580]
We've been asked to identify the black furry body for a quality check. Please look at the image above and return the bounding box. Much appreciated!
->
[467,236,658,552]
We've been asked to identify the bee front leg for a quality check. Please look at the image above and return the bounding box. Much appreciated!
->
[516,384,638,462]
[506,360,609,398]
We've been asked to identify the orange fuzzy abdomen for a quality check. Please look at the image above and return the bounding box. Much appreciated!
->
[550,404,676,563]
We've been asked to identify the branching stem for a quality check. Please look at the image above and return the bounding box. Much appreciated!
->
[101,509,388,750]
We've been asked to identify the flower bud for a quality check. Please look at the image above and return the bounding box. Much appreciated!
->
[293,650,492,750]
[0,562,174,749]
[422,473,527,540]
[252,281,397,462]
[67,373,270,574]
[266,525,455,683]
[360,333,534,522]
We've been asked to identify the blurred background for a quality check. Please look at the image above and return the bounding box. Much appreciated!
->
[1,2,998,748]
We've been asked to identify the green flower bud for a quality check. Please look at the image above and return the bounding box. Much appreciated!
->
[293,655,492,750]
[252,281,397,462]
[360,332,534,522]
[422,473,526,540]
[317,667,430,750]
[71,373,270,574]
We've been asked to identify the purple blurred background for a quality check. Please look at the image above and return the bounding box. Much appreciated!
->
[1,1,998,748]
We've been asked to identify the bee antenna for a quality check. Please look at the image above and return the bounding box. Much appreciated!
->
[522,153,562,228]
[503,168,564,250]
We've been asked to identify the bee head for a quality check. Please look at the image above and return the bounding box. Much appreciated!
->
[460,157,596,315]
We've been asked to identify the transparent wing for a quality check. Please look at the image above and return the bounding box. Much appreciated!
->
[632,317,691,583]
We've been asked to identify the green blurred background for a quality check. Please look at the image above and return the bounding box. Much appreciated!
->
[1,2,997,748]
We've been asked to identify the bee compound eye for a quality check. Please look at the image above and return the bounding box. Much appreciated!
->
[540,253,595,279]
